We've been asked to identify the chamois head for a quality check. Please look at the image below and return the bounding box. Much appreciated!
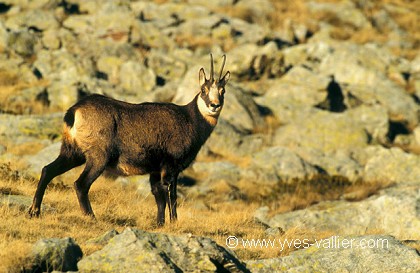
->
[198,54,230,119]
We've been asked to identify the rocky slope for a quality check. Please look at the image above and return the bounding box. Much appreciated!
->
[0,0,419,272]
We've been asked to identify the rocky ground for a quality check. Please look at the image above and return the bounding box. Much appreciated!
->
[0,0,419,272]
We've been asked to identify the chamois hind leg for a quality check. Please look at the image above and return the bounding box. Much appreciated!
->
[29,154,84,217]
[150,172,166,226]
[74,156,107,217]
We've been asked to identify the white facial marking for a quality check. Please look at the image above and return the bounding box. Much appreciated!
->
[208,86,220,110]
[197,95,218,126]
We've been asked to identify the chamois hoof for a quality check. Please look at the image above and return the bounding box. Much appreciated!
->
[27,207,40,218]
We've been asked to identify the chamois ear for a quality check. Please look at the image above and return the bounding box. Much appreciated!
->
[220,71,230,86]
[199,68,206,86]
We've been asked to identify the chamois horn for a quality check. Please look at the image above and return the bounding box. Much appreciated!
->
[219,54,226,81]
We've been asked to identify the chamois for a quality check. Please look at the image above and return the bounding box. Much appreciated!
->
[28,54,230,226]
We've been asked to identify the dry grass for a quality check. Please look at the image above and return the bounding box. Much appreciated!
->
[0,161,391,272]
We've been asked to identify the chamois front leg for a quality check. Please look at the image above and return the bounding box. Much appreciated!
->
[150,173,166,226]
[162,169,178,223]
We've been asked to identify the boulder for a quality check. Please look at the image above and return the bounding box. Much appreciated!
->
[361,146,420,184]
[5,9,59,31]
[77,227,249,273]
[294,148,363,182]
[119,60,156,95]
[343,81,419,127]
[0,113,62,145]
[201,119,265,159]
[306,1,370,29]
[247,235,420,273]
[262,184,420,240]
[245,146,319,184]
[256,66,330,120]
[25,142,61,178]
[8,30,40,57]
[0,194,33,211]
[273,109,369,153]
[29,237,83,272]
[192,161,241,184]
[86,229,119,246]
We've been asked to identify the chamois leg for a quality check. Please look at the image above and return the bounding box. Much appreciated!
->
[29,154,84,217]
[162,170,178,223]
[150,173,166,226]
[74,159,106,217]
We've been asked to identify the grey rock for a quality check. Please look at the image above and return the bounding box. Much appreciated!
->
[346,104,389,144]
[245,146,319,184]
[371,9,412,49]
[414,126,420,146]
[172,64,211,105]
[265,184,420,240]
[362,146,420,184]
[131,21,176,50]
[0,21,9,50]
[33,49,95,109]
[146,50,187,83]
[0,194,54,213]
[223,83,266,133]
[201,119,266,159]
[34,49,94,84]
[46,83,81,111]
[0,194,33,211]
[229,17,268,45]
[247,235,420,273]
[5,9,59,31]
[0,113,62,144]
[282,41,334,69]
[192,161,242,185]
[294,148,363,182]
[307,1,370,29]
[86,229,119,246]
[25,142,61,177]
[228,43,284,79]
[187,0,235,7]
[30,237,82,272]
[115,175,151,197]
[318,43,389,86]
[130,2,183,29]
[78,227,249,273]
[119,61,156,95]
[8,30,39,56]
[273,109,369,153]
[96,55,125,85]
[343,81,419,128]
[228,44,259,78]
[411,53,420,73]
[172,14,222,38]
[232,0,274,26]
[41,28,62,50]
[257,66,329,120]
[63,1,135,39]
